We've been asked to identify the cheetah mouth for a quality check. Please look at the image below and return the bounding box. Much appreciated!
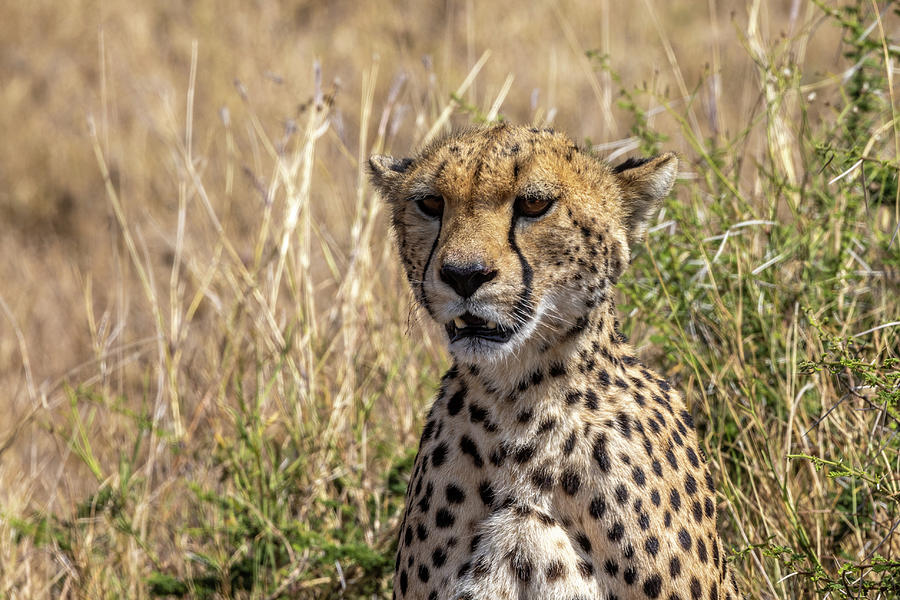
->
[445,312,514,344]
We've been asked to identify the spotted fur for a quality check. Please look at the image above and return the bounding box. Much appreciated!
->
[370,124,740,600]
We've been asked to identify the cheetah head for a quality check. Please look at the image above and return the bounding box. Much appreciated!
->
[370,125,676,365]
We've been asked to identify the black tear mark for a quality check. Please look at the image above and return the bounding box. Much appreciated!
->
[508,214,534,333]
[419,214,443,319]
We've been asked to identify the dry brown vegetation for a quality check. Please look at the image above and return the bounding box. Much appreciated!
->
[1,0,899,598]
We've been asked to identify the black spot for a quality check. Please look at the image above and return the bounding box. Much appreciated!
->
[517,408,533,424]
[624,566,638,585]
[514,443,537,464]
[589,495,607,519]
[705,470,716,493]
[666,447,679,470]
[404,525,413,546]
[624,544,635,559]
[470,534,482,552]
[593,433,612,472]
[417,523,427,541]
[604,559,619,576]
[537,418,557,434]
[650,489,661,506]
[633,467,647,487]
[638,512,650,531]
[705,496,715,518]
[435,508,455,528]
[710,583,718,600]
[690,577,702,600]
[681,410,695,429]
[678,528,692,551]
[457,561,471,578]
[615,484,629,504]
[578,560,594,577]
[489,444,507,466]
[669,556,682,578]
[546,561,566,581]
[584,390,599,410]
[446,484,465,504]
[574,532,592,553]
[432,443,448,468]
[643,574,663,598]
[692,500,703,523]
[468,403,488,423]
[608,521,624,542]
[565,390,582,405]
[399,569,408,595]
[685,474,698,496]
[645,536,660,557]
[652,460,663,477]
[617,413,632,438]
[531,467,555,491]
[697,538,708,563]
[478,481,495,507]
[417,482,433,514]
[597,369,611,387]
[447,387,466,416]
[418,564,430,583]
[432,547,447,568]
[460,435,483,468]
[421,419,435,441]
[686,447,700,468]
[563,431,577,455]
[670,488,682,511]
[536,511,555,526]
[562,469,581,495]
[511,555,532,582]
[664,511,672,528]
[549,362,567,377]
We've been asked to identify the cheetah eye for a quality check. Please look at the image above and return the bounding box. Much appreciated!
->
[415,195,444,219]
[514,193,555,219]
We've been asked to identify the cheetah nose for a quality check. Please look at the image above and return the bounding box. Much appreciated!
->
[439,262,498,298]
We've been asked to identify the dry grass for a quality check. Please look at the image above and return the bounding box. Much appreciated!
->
[1,0,899,598]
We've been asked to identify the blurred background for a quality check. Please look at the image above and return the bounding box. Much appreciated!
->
[1,0,899,598]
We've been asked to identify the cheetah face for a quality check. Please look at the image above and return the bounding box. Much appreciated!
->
[370,125,676,364]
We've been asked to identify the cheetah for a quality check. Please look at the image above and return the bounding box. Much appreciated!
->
[370,124,740,600]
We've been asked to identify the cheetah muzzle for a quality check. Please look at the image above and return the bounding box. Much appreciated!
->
[371,124,741,600]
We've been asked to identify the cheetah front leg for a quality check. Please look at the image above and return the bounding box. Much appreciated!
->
[454,504,604,600]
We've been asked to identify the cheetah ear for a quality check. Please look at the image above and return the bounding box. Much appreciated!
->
[613,152,678,247]
[369,154,414,198]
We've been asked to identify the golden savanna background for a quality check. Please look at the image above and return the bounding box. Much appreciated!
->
[1,0,899,597]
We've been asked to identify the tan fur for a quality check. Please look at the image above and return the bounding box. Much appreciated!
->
[370,124,740,600]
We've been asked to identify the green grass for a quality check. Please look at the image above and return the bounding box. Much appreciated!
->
[1,1,899,598]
